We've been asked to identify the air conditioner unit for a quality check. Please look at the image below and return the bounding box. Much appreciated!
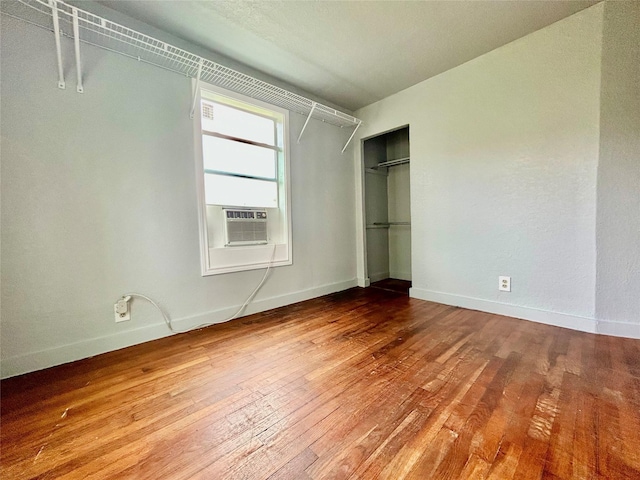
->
[223,209,268,246]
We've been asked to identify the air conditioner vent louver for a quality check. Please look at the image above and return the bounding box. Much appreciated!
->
[202,103,214,120]
[223,209,268,246]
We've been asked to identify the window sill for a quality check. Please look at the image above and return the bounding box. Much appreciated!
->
[203,243,291,276]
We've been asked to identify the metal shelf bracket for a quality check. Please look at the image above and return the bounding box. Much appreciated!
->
[189,59,204,119]
[341,120,362,154]
[50,0,65,89]
[71,6,83,93]
[296,102,317,143]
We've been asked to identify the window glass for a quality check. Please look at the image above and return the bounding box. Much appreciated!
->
[201,102,275,146]
[204,173,278,208]
[202,136,277,180]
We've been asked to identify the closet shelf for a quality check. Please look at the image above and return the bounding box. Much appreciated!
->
[375,157,410,168]
[366,222,411,229]
[365,167,388,176]
[0,0,362,132]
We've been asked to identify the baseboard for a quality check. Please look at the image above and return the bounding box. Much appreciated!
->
[409,287,598,334]
[357,277,371,288]
[596,319,640,339]
[0,278,358,379]
[368,271,390,283]
[390,271,412,281]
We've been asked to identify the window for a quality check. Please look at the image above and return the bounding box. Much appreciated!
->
[202,101,282,208]
[194,83,291,276]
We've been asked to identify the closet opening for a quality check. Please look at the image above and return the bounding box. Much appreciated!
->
[363,125,411,295]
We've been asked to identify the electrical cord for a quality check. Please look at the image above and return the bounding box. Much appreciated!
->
[118,244,278,334]
[121,292,175,331]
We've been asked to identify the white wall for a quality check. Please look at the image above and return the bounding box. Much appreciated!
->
[387,163,411,281]
[363,137,389,282]
[354,3,605,332]
[596,1,640,337]
[386,128,411,282]
[364,175,389,282]
[0,14,357,378]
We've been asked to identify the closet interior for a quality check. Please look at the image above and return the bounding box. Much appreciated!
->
[363,126,411,287]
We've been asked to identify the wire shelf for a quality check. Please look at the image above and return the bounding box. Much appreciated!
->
[1,0,362,129]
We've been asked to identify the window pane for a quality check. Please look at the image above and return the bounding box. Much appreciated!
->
[204,173,278,208]
[202,101,275,146]
[203,136,276,179]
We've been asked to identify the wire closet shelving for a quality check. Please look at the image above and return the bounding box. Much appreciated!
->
[0,0,363,151]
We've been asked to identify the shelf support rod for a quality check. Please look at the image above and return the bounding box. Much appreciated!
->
[50,0,65,90]
[71,7,83,93]
[189,59,204,119]
[297,102,317,143]
[341,120,362,153]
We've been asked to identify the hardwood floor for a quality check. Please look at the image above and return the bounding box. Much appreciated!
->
[2,287,640,479]
[370,279,411,295]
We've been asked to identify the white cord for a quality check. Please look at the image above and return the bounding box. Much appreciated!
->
[121,292,175,332]
[119,244,278,334]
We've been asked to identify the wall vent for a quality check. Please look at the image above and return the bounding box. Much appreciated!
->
[223,209,268,246]
[202,103,214,120]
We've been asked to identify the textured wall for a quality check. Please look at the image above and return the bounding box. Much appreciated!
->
[0,16,357,377]
[354,4,604,329]
[596,1,640,332]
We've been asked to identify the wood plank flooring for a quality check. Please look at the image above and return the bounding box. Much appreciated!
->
[369,279,411,296]
[2,287,640,479]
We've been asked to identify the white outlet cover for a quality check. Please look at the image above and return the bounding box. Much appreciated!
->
[114,303,131,322]
[499,276,511,292]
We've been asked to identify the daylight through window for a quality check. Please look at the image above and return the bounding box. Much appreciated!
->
[201,99,284,209]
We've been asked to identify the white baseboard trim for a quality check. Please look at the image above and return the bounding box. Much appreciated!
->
[597,319,640,339]
[409,287,598,334]
[0,278,358,379]
[368,272,390,283]
[357,277,371,288]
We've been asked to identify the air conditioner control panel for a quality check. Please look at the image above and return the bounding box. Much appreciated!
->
[225,210,267,220]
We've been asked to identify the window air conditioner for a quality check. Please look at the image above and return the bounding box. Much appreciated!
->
[223,209,268,246]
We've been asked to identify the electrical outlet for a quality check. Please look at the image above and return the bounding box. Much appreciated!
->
[114,299,130,322]
[499,276,511,292]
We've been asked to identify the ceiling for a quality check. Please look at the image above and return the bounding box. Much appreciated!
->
[98,0,599,112]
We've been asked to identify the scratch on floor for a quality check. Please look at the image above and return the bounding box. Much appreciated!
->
[61,408,69,419]
[34,445,45,463]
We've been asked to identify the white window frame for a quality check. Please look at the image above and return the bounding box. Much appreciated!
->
[193,81,292,276]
